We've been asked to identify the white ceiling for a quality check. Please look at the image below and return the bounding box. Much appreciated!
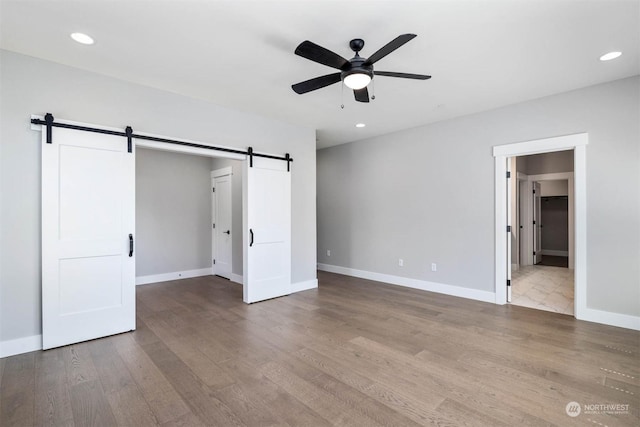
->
[1,0,638,149]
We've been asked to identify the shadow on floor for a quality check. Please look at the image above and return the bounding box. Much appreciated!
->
[536,255,568,268]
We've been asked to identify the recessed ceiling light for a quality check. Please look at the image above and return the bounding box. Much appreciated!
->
[70,32,94,45]
[355,123,366,128]
[599,51,621,61]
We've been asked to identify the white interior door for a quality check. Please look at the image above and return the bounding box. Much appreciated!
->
[212,173,232,279]
[533,181,542,264]
[42,125,135,349]
[243,157,291,303]
[518,179,530,266]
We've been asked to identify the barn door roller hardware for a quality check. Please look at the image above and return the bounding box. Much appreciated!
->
[31,113,293,169]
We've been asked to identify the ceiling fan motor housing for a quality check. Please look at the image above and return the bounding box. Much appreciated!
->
[341,55,374,81]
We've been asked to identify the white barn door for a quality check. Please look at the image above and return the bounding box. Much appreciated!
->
[42,125,135,349]
[243,156,291,303]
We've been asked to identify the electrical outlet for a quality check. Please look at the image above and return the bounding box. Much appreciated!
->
[399,258,404,267]
[431,263,437,272]
[327,249,331,257]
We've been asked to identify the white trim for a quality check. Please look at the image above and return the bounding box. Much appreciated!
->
[317,264,495,303]
[527,172,573,182]
[494,133,588,324]
[292,279,318,293]
[573,145,587,320]
[211,167,232,178]
[511,263,519,272]
[0,334,42,358]
[493,133,587,157]
[580,308,640,331]
[540,250,568,257]
[136,268,212,286]
[230,273,243,285]
[495,156,508,305]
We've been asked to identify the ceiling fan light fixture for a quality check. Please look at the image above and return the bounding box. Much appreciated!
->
[343,72,372,90]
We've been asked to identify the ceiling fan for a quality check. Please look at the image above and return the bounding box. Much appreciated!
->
[291,34,431,103]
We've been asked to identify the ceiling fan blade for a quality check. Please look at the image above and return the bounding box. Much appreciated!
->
[292,73,342,94]
[295,40,350,70]
[364,34,417,65]
[353,87,369,103]
[374,71,431,80]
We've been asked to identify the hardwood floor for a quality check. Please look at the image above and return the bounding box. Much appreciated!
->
[1,271,639,426]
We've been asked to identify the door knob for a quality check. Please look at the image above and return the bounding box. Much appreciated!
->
[223,230,230,235]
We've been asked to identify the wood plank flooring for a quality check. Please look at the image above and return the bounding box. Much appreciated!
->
[1,271,639,426]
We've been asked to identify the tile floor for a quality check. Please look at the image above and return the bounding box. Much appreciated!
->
[511,264,574,315]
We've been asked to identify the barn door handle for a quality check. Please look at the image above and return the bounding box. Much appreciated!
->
[249,229,254,247]
[129,234,134,257]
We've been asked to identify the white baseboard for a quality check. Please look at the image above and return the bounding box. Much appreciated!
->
[578,308,640,331]
[230,273,243,285]
[511,263,519,272]
[292,278,318,293]
[0,334,42,358]
[541,250,568,257]
[136,268,212,285]
[317,263,495,304]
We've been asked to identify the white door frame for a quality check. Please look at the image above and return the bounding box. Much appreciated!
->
[506,159,513,302]
[493,133,587,320]
[211,167,233,279]
[528,174,574,268]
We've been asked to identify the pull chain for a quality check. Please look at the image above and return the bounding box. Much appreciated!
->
[371,78,376,100]
[340,80,345,109]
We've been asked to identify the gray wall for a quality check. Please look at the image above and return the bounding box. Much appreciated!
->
[540,180,569,197]
[136,148,213,276]
[0,50,316,343]
[210,158,244,276]
[317,76,639,317]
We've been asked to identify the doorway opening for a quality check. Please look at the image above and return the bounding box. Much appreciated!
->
[509,152,574,315]
[136,147,244,289]
[493,133,587,320]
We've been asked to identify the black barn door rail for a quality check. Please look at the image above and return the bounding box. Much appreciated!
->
[31,113,293,170]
